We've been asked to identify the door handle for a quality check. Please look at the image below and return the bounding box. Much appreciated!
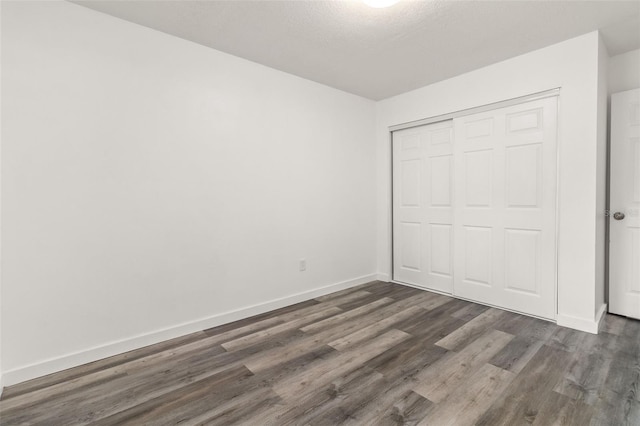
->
[613,212,625,220]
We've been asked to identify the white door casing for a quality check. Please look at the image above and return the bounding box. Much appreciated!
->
[609,88,640,320]
[393,120,454,293]
[392,95,558,320]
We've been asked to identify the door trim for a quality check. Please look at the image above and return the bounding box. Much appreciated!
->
[389,88,560,132]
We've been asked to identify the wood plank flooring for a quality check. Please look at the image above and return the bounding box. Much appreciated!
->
[1,281,639,425]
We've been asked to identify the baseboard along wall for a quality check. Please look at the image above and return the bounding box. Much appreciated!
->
[556,303,608,334]
[2,274,377,387]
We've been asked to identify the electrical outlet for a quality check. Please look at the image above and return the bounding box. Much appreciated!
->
[299,258,307,272]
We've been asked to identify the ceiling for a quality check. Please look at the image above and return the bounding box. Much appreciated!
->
[73,0,640,100]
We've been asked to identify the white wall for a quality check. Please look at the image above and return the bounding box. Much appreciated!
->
[0,0,3,396]
[376,32,605,333]
[609,49,640,95]
[1,1,376,385]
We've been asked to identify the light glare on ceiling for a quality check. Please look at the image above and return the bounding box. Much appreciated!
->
[363,0,400,8]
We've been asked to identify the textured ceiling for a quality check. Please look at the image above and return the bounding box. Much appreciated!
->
[73,0,640,100]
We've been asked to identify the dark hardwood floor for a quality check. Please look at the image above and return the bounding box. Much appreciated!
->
[1,281,639,425]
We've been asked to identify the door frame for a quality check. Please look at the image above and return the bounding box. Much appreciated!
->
[389,88,561,322]
[608,88,640,318]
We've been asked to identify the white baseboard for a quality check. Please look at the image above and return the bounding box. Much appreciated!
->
[595,303,608,332]
[376,273,390,282]
[2,274,377,387]
[556,303,607,334]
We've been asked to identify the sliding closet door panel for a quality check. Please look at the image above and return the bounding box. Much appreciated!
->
[425,120,454,292]
[503,98,557,320]
[393,128,424,285]
[453,97,557,319]
[393,120,454,293]
[454,111,505,304]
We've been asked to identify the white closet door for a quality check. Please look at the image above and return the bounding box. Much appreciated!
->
[453,97,557,319]
[393,120,454,293]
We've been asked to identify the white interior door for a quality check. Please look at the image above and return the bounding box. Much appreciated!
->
[453,97,557,319]
[609,88,640,320]
[393,120,454,293]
